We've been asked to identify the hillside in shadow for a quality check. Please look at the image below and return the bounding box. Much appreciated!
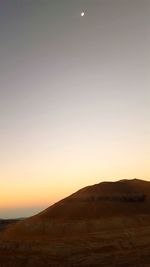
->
[1,178,150,266]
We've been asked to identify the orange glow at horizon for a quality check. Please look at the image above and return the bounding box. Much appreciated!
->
[1,140,149,209]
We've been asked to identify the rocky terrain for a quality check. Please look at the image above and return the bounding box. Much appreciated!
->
[0,178,150,266]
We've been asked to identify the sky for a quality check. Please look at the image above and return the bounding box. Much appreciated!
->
[0,0,150,218]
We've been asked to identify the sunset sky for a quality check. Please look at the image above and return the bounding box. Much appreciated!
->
[0,0,149,218]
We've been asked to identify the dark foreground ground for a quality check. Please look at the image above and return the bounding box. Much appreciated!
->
[0,219,20,232]
[0,216,150,267]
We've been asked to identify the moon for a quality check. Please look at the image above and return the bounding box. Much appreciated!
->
[81,12,85,17]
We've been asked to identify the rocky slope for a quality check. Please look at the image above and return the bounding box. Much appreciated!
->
[1,178,150,266]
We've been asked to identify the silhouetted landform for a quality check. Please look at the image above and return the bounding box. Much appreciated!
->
[0,178,150,266]
[0,219,21,232]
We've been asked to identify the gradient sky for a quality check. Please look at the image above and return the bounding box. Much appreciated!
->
[0,0,150,218]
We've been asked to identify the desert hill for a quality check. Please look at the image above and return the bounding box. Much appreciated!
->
[37,178,150,220]
[2,178,150,240]
[1,178,150,266]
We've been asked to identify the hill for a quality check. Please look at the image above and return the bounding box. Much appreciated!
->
[1,178,150,266]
